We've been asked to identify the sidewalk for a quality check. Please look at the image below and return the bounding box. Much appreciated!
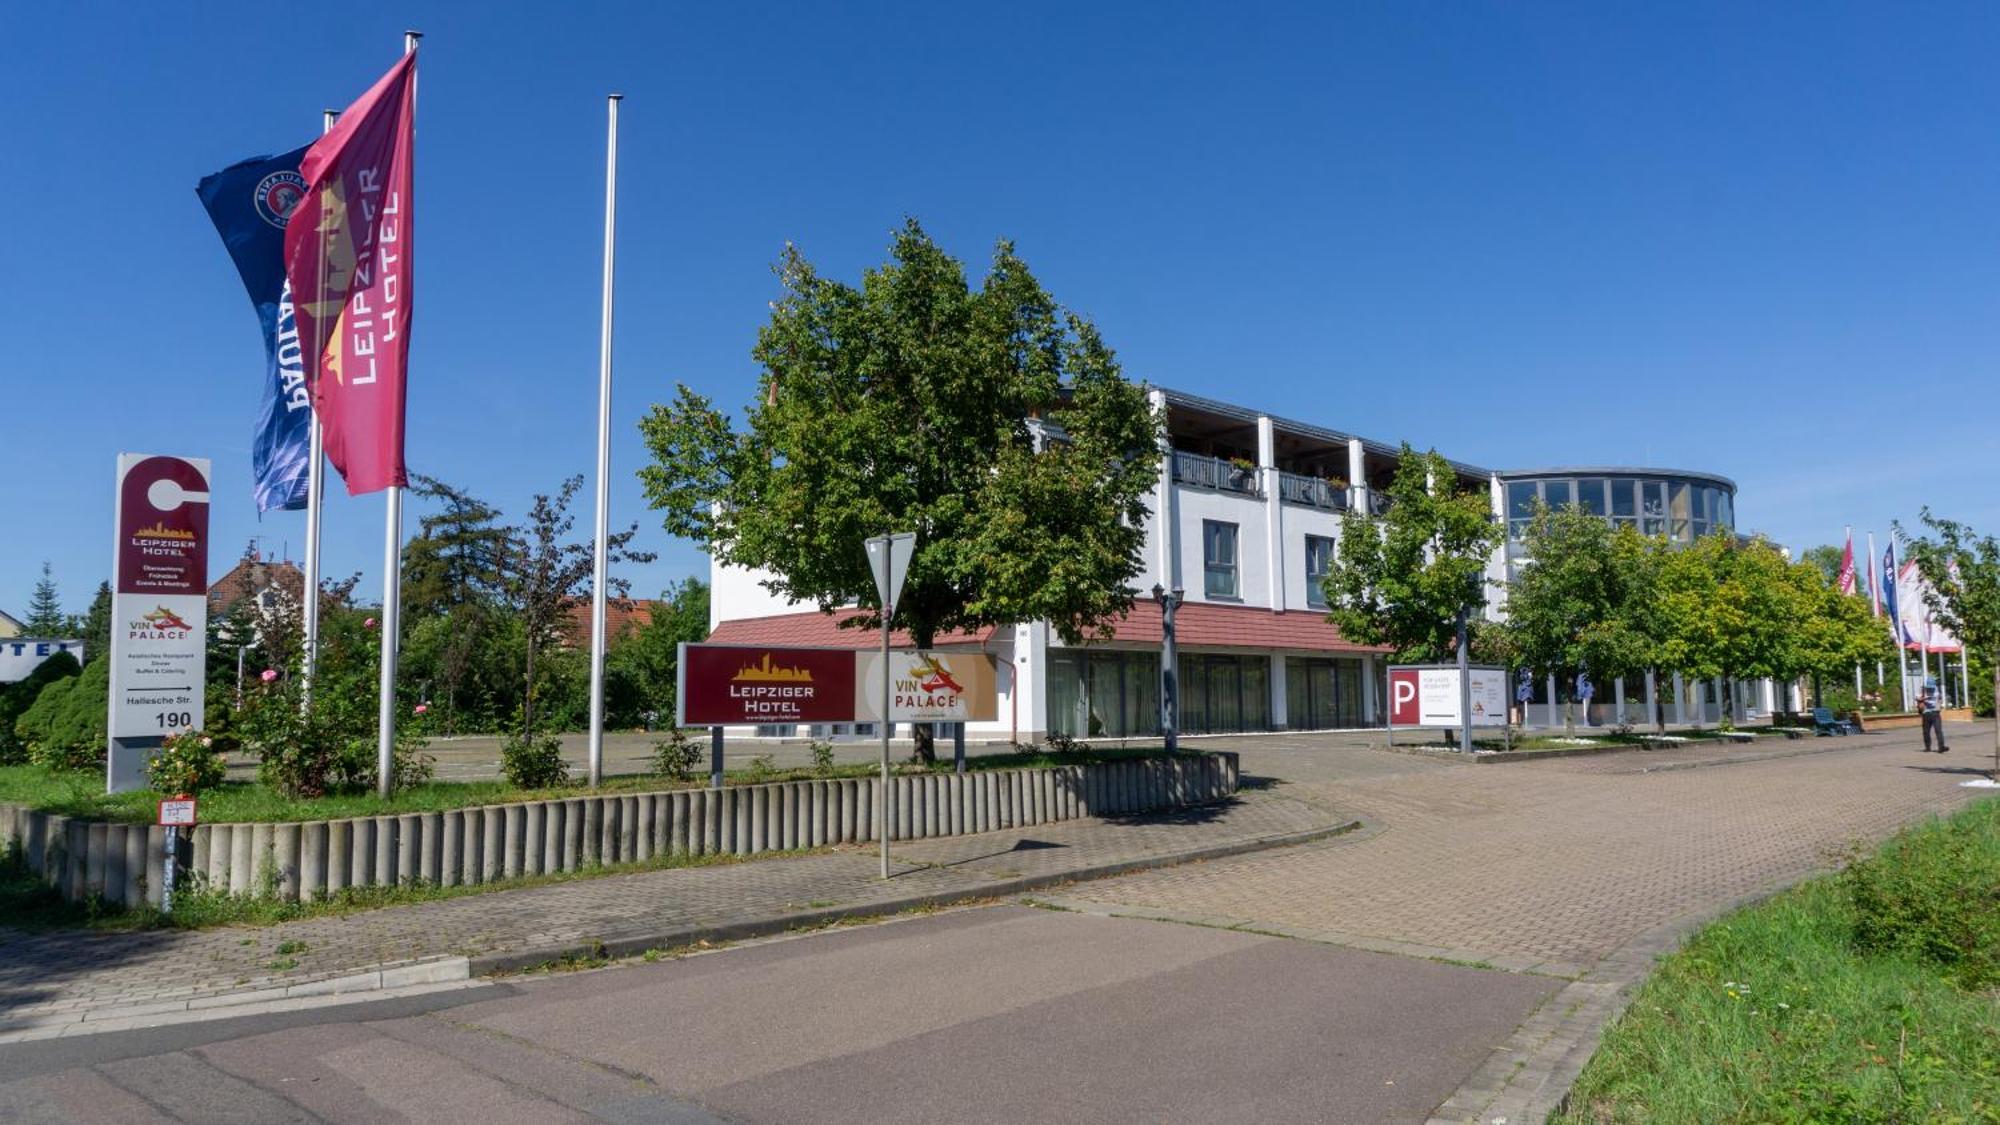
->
[0,789,1349,1038]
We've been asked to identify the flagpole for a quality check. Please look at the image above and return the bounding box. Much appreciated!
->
[376,29,420,797]
[301,108,335,698]
[587,94,622,789]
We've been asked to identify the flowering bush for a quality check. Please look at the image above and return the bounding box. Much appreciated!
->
[147,729,228,796]
[237,673,433,798]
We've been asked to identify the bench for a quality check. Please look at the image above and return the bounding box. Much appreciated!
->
[1812,707,1857,737]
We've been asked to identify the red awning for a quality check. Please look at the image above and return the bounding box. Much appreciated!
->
[706,609,998,650]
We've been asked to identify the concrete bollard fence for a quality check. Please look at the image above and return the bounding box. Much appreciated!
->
[0,751,1238,907]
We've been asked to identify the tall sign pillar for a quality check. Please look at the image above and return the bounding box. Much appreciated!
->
[106,455,211,793]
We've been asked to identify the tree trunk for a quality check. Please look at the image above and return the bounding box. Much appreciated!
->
[909,622,937,764]
[523,635,537,738]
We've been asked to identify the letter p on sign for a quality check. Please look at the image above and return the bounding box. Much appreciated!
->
[1388,668,1421,728]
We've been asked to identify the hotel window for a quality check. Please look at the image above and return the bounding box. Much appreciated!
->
[1641,481,1667,536]
[1304,535,1336,608]
[1577,478,1607,518]
[1507,481,1537,540]
[1544,480,1573,511]
[1610,479,1637,527]
[1669,481,1692,541]
[1203,520,1239,599]
[1716,491,1733,530]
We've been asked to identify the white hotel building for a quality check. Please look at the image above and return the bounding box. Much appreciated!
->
[707,387,1763,742]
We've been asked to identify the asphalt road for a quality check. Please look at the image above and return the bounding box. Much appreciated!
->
[0,905,1556,1124]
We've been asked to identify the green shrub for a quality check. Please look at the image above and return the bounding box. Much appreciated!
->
[809,739,835,776]
[20,658,109,772]
[0,650,81,765]
[745,754,777,783]
[501,731,569,789]
[1840,803,2000,991]
[650,728,702,782]
[146,729,228,796]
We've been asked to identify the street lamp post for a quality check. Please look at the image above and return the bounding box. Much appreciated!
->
[1153,584,1182,752]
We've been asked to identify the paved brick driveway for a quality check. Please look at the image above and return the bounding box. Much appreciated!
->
[1058,726,1995,975]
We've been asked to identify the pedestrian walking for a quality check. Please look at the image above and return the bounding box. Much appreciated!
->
[1918,683,1949,753]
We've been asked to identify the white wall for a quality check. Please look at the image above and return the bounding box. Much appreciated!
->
[1175,488,1272,608]
[709,556,812,632]
[1279,504,1346,611]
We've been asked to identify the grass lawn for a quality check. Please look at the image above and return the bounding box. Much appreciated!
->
[0,744,1174,826]
[1555,797,2000,1123]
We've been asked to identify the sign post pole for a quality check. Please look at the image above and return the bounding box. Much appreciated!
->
[161,828,177,915]
[880,606,891,878]
[1456,608,1472,753]
[156,796,197,914]
[865,533,915,880]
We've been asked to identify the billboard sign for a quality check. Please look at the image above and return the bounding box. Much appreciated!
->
[677,644,1000,726]
[0,639,86,683]
[678,645,859,726]
[856,650,999,723]
[107,454,211,792]
[1388,665,1507,729]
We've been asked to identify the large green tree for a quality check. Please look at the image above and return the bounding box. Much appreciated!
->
[401,475,518,732]
[1497,502,1662,708]
[78,581,111,664]
[1317,445,1502,664]
[1786,559,1894,703]
[509,475,653,738]
[638,221,1160,760]
[403,474,514,617]
[23,562,64,636]
[1901,510,2000,715]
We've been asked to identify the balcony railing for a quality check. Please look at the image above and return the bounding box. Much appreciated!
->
[1277,471,1349,512]
[1171,451,1262,497]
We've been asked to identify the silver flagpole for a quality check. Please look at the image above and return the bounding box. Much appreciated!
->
[301,108,335,698]
[587,94,622,788]
[376,29,420,797]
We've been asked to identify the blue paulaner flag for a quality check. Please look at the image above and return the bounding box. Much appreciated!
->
[1881,542,1904,646]
[197,144,313,512]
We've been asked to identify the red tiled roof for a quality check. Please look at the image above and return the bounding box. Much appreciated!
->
[707,610,998,650]
[1094,602,1388,654]
[207,558,305,617]
[558,599,657,647]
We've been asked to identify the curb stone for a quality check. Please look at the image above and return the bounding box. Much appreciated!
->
[1425,883,1800,1125]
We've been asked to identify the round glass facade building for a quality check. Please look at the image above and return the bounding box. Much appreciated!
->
[1499,467,1737,547]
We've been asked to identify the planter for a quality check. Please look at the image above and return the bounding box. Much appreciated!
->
[0,752,1239,908]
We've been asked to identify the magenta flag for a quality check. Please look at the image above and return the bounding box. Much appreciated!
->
[283,54,415,495]
[1837,530,1856,595]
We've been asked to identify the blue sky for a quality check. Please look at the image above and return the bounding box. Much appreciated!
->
[3,2,1996,619]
